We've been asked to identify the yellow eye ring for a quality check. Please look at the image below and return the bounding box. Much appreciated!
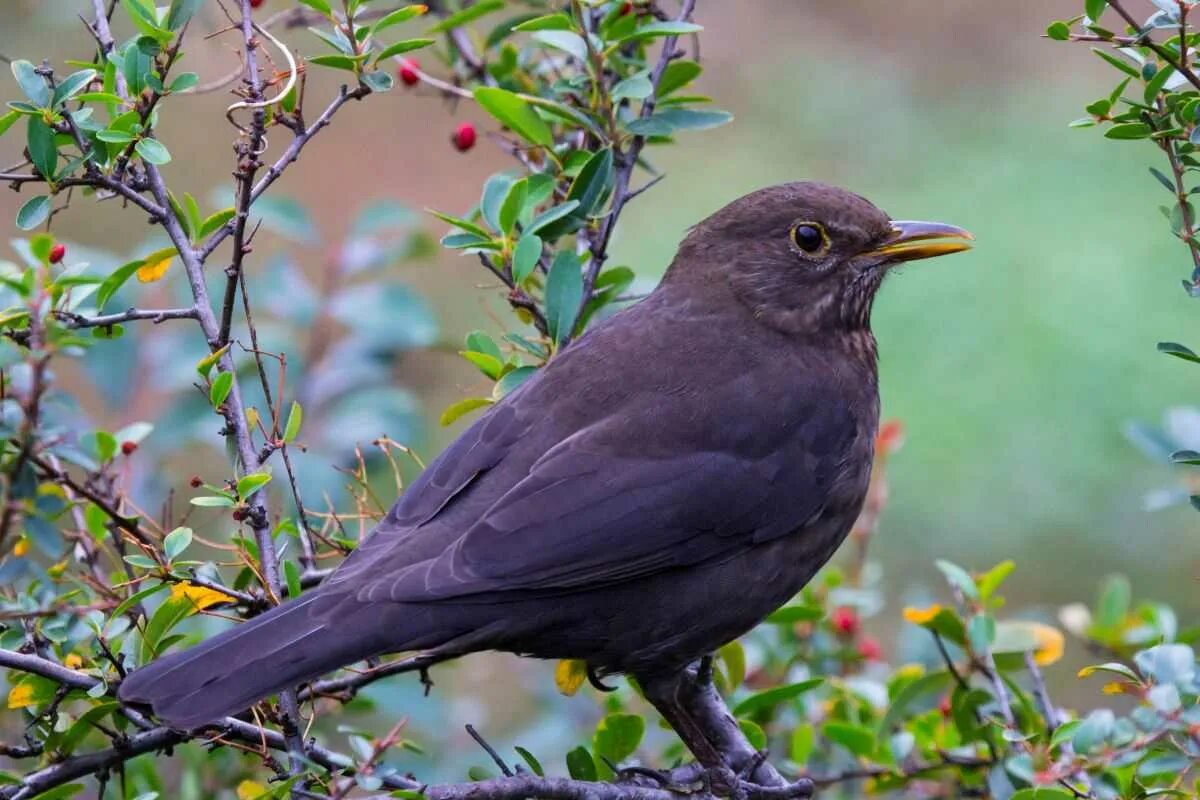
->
[790,221,829,256]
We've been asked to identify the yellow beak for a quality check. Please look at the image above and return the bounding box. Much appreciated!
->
[869,220,974,262]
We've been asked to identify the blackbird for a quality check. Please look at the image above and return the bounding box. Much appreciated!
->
[120,182,971,741]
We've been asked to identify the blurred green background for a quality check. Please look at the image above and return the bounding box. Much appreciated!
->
[2,0,1198,783]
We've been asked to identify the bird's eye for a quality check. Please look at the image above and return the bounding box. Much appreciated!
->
[790,222,828,255]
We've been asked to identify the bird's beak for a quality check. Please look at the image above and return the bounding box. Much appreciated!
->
[868,220,974,263]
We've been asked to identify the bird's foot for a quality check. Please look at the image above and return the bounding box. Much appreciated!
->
[704,765,815,800]
[586,664,618,692]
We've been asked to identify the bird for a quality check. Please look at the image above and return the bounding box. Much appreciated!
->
[119,182,971,746]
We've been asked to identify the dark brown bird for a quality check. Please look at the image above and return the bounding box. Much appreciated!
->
[119,182,971,737]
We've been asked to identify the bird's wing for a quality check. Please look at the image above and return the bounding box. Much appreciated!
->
[347,388,856,603]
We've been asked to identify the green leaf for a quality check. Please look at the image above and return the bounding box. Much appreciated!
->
[977,559,1015,601]
[626,107,732,136]
[0,110,20,138]
[732,678,823,717]
[165,0,204,31]
[373,5,429,35]
[95,258,145,310]
[480,173,515,231]
[512,234,542,284]
[474,87,553,147]
[15,196,51,231]
[968,613,996,653]
[592,713,645,766]
[525,200,580,237]
[499,179,528,234]
[822,722,875,758]
[513,14,573,32]
[1046,21,1071,40]
[565,746,596,781]
[612,72,653,101]
[493,366,537,398]
[210,371,234,408]
[107,583,167,625]
[465,330,503,361]
[361,70,394,92]
[298,0,332,14]
[877,670,953,736]
[284,401,303,442]
[284,559,302,598]
[738,719,766,751]
[765,604,824,624]
[1144,64,1176,104]
[514,746,543,777]
[237,472,272,498]
[52,69,97,108]
[1010,788,1078,800]
[545,250,583,347]
[309,54,361,72]
[428,0,504,33]
[27,116,57,181]
[1104,122,1152,139]
[374,38,435,64]
[615,20,703,44]
[440,397,493,426]
[168,72,199,92]
[141,595,200,662]
[532,30,588,61]
[1158,341,1200,363]
[1095,573,1130,630]
[135,137,171,164]
[190,495,236,508]
[460,350,505,379]
[197,207,236,240]
[935,559,979,599]
[163,527,193,561]
[96,129,135,143]
[11,60,49,107]
[658,60,702,97]
[1086,0,1107,20]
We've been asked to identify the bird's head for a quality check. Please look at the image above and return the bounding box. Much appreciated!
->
[667,182,972,335]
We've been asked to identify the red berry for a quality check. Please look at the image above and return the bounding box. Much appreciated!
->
[452,121,476,152]
[830,606,859,637]
[938,695,953,717]
[857,636,882,661]
[232,508,246,521]
[49,244,66,264]
[397,58,420,87]
[249,0,265,7]
[120,441,137,455]
[619,1,633,15]
[189,475,203,488]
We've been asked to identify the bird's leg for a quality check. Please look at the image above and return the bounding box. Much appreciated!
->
[637,669,728,772]
[640,662,788,789]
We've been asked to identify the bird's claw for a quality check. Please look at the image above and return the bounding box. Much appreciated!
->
[586,664,618,692]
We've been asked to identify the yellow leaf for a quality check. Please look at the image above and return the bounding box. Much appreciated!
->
[236,780,268,800]
[555,659,587,696]
[1031,623,1065,666]
[1102,681,1129,695]
[136,247,176,283]
[894,663,926,682]
[12,537,28,557]
[246,406,259,430]
[170,581,234,611]
[63,653,83,669]
[902,604,943,625]
[6,683,35,709]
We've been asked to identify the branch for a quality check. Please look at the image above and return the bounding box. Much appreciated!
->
[53,306,197,329]
[0,649,95,691]
[198,84,371,263]
[571,0,696,342]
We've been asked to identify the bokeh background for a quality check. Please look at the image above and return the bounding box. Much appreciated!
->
[2,0,1198,784]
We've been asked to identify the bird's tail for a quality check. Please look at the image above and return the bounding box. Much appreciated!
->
[118,592,406,730]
